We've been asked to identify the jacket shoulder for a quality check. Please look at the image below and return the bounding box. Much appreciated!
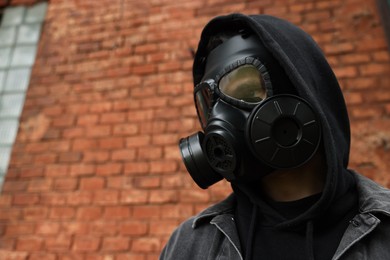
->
[160,194,236,260]
[159,215,218,260]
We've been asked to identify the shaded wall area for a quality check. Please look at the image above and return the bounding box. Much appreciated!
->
[0,0,389,259]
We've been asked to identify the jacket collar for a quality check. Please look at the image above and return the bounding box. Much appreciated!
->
[192,193,236,228]
[355,172,390,216]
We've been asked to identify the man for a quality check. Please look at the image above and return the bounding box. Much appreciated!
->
[160,13,390,260]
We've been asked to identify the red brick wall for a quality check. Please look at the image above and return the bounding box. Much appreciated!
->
[0,0,389,259]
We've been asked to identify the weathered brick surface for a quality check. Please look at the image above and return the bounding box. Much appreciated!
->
[0,0,389,259]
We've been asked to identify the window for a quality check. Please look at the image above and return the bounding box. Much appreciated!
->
[0,2,47,189]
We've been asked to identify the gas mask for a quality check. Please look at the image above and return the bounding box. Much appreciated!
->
[180,34,322,189]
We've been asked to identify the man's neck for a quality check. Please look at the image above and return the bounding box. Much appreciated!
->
[260,151,326,202]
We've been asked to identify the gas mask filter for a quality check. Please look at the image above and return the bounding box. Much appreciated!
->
[180,34,321,189]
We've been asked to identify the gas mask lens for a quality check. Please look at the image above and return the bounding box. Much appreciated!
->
[194,63,268,129]
[194,81,215,129]
[219,64,267,103]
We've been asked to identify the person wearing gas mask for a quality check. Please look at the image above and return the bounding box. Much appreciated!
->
[160,13,390,260]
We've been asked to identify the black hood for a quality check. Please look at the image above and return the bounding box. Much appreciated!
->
[192,13,356,228]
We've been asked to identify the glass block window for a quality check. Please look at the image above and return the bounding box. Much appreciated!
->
[0,2,48,190]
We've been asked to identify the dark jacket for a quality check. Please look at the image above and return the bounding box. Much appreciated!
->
[160,173,390,260]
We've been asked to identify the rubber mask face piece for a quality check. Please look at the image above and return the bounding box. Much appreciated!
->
[180,33,321,189]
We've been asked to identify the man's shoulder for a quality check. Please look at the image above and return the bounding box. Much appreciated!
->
[159,194,236,260]
[354,172,390,215]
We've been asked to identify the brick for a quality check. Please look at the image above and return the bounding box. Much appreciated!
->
[138,147,162,160]
[98,137,125,149]
[340,53,371,64]
[72,139,98,151]
[93,190,119,205]
[102,236,129,252]
[83,151,109,162]
[163,145,181,160]
[100,112,126,123]
[52,115,76,127]
[135,43,158,54]
[62,128,85,138]
[158,61,182,73]
[16,236,43,251]
[124,162,149,175]
[19,166,45,178]
[120,190,149,204]
[80,177,105,190]
[45,233,73,251]
[116,253,146,260]
[152,133,178,145]
[372,51,390,62]
[23,207,48,220]
[131,238,160,253]
[2,181,28,192]
[324,42,355,55]
[40,193,67,206]
[304,10,331,22]
[103,206,130,219]
[141,97,168,109]
[149,190,178,204]
[150,160,178,174]
[112,149,136,161]
[149,220,178,235]
[13,193,39,205]
[62,222,89,235]
[70,164,95,176]
[120,221,148,235]
[72,236,100,252]
[360,63,390,76]
[66,191,93,206]
[45,164,69,178]
[89,221,117,236]
[113,123,138,136]
[344,77,377,90]
[53,178,78,191]
[161,173,185,188]
[34,153,57,164]
[0,194,12,207]
[85,125,111,137]
[29,252,57,260]
[0,250,28,260]
[333,66,358,79]
[133,176,161,188]
[106,176,129,189]
[77,207,103,220]
[126,135,151,147]
[27,179,52,192]
[344,92,363,105]
[350,106,383,119]
[96,163,123,176]
[36,222,60,235]
[154,107,182,119]
[160,204,193,219]
[77,114,99,126]
[132,64,156,75]
[49,207,76,219]
[5,223,35,236]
